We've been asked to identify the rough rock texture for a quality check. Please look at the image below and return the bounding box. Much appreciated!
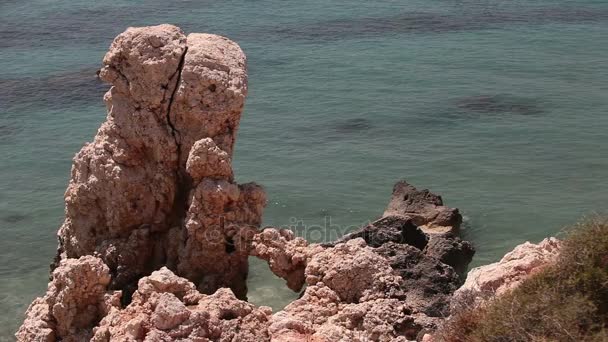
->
[425,233,475,275]
[452,237,561,308]
[54,24,265,297]
[91,267,271,342]
[19,24,476,342]
[328,215,429,250]
[250,228,323,292]
[269,239,413,342]
[16,256,119,342]
[383,181,462,234]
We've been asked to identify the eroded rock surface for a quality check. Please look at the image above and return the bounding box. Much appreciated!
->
[54,24,264,297]
[452,237,561,308]
[19,24,476,342]
[92,267,271,342]
[250,228,323,292]
[16,256,119,342]
[256,183,475,341]
[383,181,462,234]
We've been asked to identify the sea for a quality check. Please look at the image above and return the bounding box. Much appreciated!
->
[1,0,608,339]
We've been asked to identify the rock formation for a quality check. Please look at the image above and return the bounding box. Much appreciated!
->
[253,184,475,341]
[451,237,561,309]
[54,24,264,298]
[16,256,120,342]
[383,181,462,234]
[18,25,476,342]
[91,267,272,342]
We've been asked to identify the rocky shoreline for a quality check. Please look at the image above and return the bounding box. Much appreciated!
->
[17,25,559,342]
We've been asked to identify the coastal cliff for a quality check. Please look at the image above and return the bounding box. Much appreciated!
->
[17,24,575,342]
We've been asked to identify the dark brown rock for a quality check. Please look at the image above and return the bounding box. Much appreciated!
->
[424,234,475,275]
[383,181,462,234]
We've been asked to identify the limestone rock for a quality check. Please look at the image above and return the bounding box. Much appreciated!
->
[186,138,233,181]
[383,181,462,234]
[177,179,265,298]
[259,182,474,341]
[250,228,323,292]
[452,237,561,308]
[54,24,265,297]
[169,33,249,163]
[269,239,413,342]
[91,268,272,342]
[16,256,118,342]
[19,24,478,342]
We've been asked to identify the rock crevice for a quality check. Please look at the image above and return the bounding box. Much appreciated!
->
[19,25,476,342]
[53,24,262,299]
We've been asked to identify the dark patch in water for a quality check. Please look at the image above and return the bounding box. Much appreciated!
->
[2,213,28,224]
[0,121,23,143]
[0,2,214,50]
[266,7,608,41]
[0,68,109,111]
[456,95,542,115]
[332,118,373,134]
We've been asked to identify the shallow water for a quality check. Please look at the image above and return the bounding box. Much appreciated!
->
[1,0,608,338]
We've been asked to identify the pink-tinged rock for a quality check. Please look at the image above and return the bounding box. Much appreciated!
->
[268,239,415,342]
[16,256,117,342]
[186,138,234,181]
[250,228,323,291]
[454,237,561,303]
[422,333,435,342]
[169,33,249,163]
[91,268,271,342]
[151,293,190,330]
[54,23,265,297]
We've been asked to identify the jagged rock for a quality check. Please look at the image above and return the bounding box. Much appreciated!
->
[424,234,475,275]
[258,183,473,340]
[328,215,429,249]
[305,239,405,303]
[452,237,561,309]
[250,228,323,292]
[19,24,477,342]
[54,24,265,297]
[91,267,272,342]
[269,239,413,342]
[185,138,233,181]
[16,256,118,342]
[56,24,187,288]
[375,243,458,319]
[168,33,249,163]
[383,181,462,234]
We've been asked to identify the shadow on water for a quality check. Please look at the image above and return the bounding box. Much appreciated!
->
[2,213,28,224]
[284,117,375,144]
[332,118,373,134]
[0,1,215,50]
[455,94,543,116]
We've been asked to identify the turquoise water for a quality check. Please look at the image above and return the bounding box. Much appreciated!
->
[2,0,608,338]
